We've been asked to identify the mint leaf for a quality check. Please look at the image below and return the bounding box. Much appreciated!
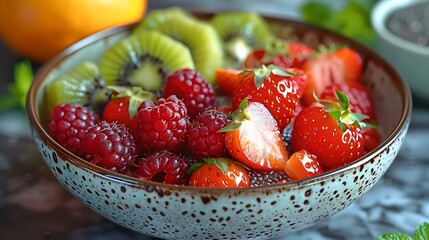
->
[413,222,429,240]
[12,60,33,109]
[300,0,376,48]
[0,60,34,112]
[377,233,412,240]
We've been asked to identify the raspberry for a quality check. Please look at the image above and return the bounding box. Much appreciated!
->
[133,150,190,185]
[188,109,229,160]
[49,103,100,157]
[248,169,290,187]
[163,68,215,118]
[136,95,190,153]
[82,122,138,174]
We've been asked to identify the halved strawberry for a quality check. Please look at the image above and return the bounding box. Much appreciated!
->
[219,99,289,171]
[284,149,323,181]
[214,68,242,95]
[301,46,363,105]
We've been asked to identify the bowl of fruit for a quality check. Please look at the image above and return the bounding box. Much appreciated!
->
[27,7,411,240]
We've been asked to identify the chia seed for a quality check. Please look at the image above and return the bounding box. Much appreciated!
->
[386,1,429,47]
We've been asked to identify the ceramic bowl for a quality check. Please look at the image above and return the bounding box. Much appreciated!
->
[27,13,412,240]
[371,0,429,102]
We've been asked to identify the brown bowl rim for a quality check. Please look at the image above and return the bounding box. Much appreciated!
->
[26,12,412,194]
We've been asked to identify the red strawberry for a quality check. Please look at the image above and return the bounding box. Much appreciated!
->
[163,68,215,118]
[188,109,230,160]
[284,149,323,181]
[292,91,367,170]
[188,158,250,188]
[220,99,289,171]
[286,42,315,68]
[81,122,138,174]
[243,49,292,70]
[133,150,190,185]
[301,46,363,105]
[102,86,155,134]
[49,103,100,157]
[243,42,314,70]
[214,68,242,95]
[320,82,376,121]
[362,127,381,152]
[136,95,190,153]
[232,64,304,130]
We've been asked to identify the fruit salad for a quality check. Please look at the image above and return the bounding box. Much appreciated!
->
[44,7,380,188]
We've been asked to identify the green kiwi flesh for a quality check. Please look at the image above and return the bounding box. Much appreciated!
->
[209,12,276,68]
[133,7,223,84]
[98,29,195,93]
[45,61,111,115]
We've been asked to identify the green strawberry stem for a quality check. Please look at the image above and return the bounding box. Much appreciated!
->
[314,90,369,131]
[241,64,302,89]
[108,85,156,118]
[187,158,229,174]
[218,98,250,132]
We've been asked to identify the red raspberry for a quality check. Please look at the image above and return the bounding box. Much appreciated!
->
[81,122,138,174]
[133,150,190,185]
[163,68,215,118]
[188,109,229,160]
[49,103,100,157]
[136,95,190,153]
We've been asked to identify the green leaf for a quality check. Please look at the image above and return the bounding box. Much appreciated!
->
[187,162,205,174]
[300,2,334,25]
[0,60,34,112]
[414,222,429,240]
[377,233,412,240]
[205,158,229,174]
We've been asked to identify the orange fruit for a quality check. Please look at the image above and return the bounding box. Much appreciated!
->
[0,0,146,63]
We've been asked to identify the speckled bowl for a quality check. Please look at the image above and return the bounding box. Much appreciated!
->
[27,13,412,240]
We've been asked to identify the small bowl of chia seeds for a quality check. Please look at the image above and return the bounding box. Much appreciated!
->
[372,0,429,103]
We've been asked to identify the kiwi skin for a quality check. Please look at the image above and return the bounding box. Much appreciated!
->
[133,7,223,85]
[209,12,276,69]
[44,61,111,116]
[98,29,195,94]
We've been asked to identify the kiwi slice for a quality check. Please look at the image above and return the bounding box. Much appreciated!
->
[45,61,111,115]
[98,29,195,94]
[209,12,276,68]
[133,7,223,84]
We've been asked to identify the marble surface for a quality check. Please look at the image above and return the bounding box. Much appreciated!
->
[1,1,429,239]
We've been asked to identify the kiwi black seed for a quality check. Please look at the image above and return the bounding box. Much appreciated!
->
[98,29,195,94]
[209,12,276,69]
[45,61,111,115]
[133,7,223,85]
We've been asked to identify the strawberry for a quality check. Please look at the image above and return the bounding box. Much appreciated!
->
[284,149,323,181]
[188,158,250,188]
[232,64,304,130]
[291,90,367,170]
[362,127,380,153]
[320,82,376,121]
[102,86,155,134]
[301,46,363,105]
[243,42,314,70]
[214,68,242,95]
[220,99,289,171]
